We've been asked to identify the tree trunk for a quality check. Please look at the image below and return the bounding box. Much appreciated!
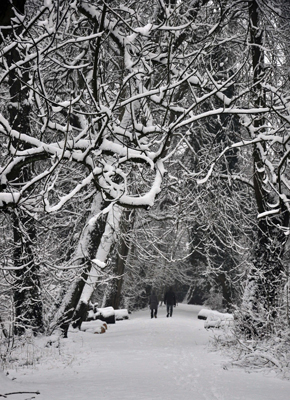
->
[12,212,43,334]
[51,194,108,337]
[239,1,290,336]
[72,204,122,329]
[3,2,44,334]
[109,209,134,309]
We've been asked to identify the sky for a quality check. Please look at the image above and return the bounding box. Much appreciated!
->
[1,304,290,400]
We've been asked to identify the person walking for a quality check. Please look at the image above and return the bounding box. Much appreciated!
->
[164,287,176,317]
[149,290,159,318]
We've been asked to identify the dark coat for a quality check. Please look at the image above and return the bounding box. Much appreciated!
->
[164,289,176,306]
[149,293,159,309]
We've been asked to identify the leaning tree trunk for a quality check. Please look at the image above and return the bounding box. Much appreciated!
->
[71,203,122,330]
[50,193,108,337]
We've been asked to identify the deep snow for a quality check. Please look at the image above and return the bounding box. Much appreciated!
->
[1,304,290,400]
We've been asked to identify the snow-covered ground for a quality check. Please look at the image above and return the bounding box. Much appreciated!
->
[1,304,290,400]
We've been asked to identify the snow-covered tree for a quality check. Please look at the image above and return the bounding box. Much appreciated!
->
[1,0,290,338]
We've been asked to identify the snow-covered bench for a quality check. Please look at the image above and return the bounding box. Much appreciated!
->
[198,308,234,329]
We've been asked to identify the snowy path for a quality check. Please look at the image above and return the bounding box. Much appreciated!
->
[2,304,290,400]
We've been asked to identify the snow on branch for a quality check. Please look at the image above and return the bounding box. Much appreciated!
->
[0,192,20,207]
[1,0,290,217]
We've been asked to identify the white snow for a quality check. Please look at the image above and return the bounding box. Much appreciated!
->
[198,308,234,320]
[2,304,290,400]
[197,309,234,329]
[80,320,107,334]
[134,23,152,36]
[0,192,20,207]
[115,309,129,320]
[94,306,115,319]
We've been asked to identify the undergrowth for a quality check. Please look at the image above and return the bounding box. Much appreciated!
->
[0,329,67,374]
[210,325,290,379]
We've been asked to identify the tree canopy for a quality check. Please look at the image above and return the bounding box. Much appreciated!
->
[1,0,290,340]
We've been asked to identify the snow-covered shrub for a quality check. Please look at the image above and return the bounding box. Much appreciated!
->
[203,288,224,312]
[1,330,61,371]
[205,315,234,330]
[210,320,290,379]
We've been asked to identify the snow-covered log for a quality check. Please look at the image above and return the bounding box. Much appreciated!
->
[80,320,108,334]
[94,307,116,324]
[115,309,129,321]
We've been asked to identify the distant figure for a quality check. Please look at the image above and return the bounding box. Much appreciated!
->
[149,290,159,318]
[164,287,176,317]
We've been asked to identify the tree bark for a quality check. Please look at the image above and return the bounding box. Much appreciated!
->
[72,204,122,328]
[109,209,134,309]
[12,212,43,334]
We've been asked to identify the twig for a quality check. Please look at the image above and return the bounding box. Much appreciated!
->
[0,391,40,398]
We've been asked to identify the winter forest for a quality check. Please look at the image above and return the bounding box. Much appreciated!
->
[1,0,290,388]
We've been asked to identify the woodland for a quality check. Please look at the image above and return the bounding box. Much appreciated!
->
[1,0,290,369]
